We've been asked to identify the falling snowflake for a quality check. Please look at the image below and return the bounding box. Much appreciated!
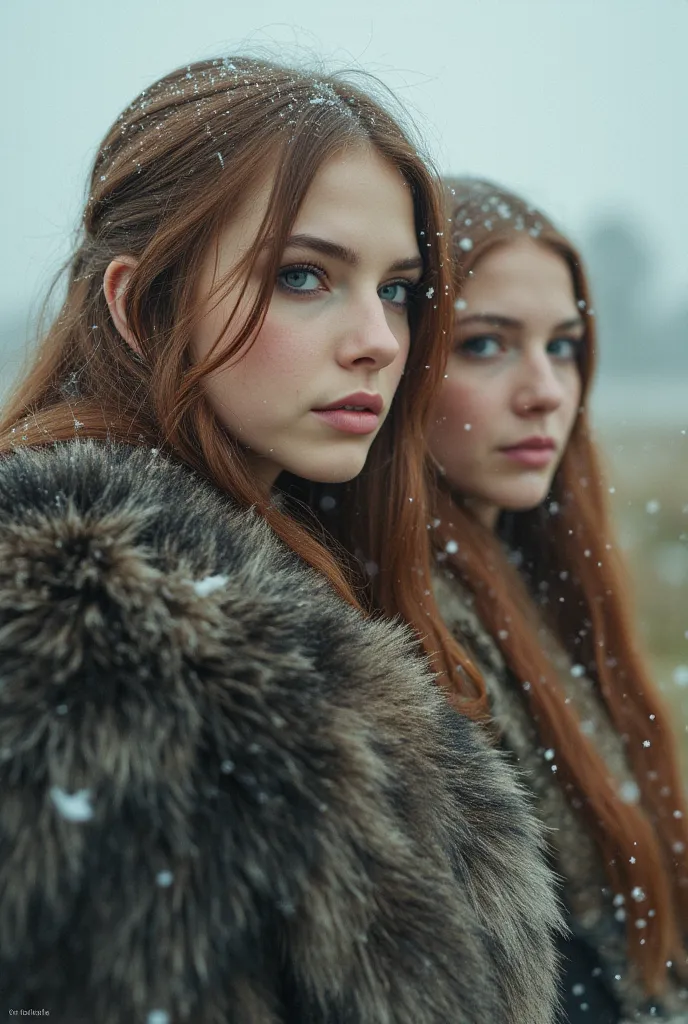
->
[619,780,640,804]
[193,575,228,597]
[672,665,688,688]
[50,787,94,822]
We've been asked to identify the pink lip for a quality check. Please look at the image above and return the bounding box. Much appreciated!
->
[500,436,556,468]
[312,392,383,435]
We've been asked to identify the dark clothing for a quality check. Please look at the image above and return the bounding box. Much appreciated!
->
[434,568,688,1022]
[556,925,622,1023]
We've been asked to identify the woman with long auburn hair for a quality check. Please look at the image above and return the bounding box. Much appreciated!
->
[0,64,561,1023]
[428,176,688,1023]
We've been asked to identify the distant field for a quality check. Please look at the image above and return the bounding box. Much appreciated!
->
[596,419,688,785]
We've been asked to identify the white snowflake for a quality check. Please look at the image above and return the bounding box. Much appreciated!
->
[50,787,94,822]
[192,575,228,597]
[619,780,640,804]
[672,665,688,688]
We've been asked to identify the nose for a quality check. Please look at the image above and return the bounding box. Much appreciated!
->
[513,350,565,416]
[335,293,403,372]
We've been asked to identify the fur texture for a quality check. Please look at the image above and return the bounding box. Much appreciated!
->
[0,441,561,1024]
[434,568,688,1023]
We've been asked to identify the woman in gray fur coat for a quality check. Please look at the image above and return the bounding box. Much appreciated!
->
[428,177,688,1023]
[0,61,561,1023]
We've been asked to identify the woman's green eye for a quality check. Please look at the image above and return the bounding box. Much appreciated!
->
[459,336,501,358]
[548,338,580,360]
[280,268,321,291]
[378,282,408,306]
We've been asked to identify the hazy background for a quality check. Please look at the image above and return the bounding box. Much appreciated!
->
[1,0,686,768]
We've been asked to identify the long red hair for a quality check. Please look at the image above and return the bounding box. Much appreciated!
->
[434,177,688,994]
[0,59,482,702]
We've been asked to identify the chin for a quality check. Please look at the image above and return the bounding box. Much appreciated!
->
[499,490,551,513]
[307,463,369,485]
[287,452,370,485]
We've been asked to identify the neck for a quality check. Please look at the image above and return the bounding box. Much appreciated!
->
[463,497,500,531]
[243,451,282,494]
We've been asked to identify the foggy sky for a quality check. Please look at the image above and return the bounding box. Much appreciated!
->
[2,0,687,332]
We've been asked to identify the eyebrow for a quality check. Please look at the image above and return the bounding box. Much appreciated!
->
[283,233,424,273]
[455,313,585,332]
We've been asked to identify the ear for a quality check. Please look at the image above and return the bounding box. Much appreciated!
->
[103,257,140,353]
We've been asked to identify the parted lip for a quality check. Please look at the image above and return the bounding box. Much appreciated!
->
[314,392,384,415]
[501,435,556,451]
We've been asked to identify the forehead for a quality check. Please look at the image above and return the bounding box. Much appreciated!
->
[465,239,577,320]
[204,144,419,290]
[294,145,418,253]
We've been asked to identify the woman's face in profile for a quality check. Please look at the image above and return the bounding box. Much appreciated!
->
[428,238,583,528]
[192,144,423,490]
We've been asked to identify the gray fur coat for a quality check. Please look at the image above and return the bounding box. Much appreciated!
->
[433,568,688,1024]
[0,441,561,1024]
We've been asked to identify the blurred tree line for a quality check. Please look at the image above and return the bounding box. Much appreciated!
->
[582,217,688,380]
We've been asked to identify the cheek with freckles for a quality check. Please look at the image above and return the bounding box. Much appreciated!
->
[202,315,309,442]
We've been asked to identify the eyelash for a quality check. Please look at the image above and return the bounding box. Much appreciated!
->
[547,337,582,359]
[276,262,327,296]
[276,262,418,308]
[456,335,583,360]
[456,335,501,358]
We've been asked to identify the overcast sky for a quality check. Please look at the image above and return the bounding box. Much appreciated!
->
[2,0,687,326]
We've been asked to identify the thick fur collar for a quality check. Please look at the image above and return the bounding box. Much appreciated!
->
[434,568,688,1023]
[0,442,561,1024]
